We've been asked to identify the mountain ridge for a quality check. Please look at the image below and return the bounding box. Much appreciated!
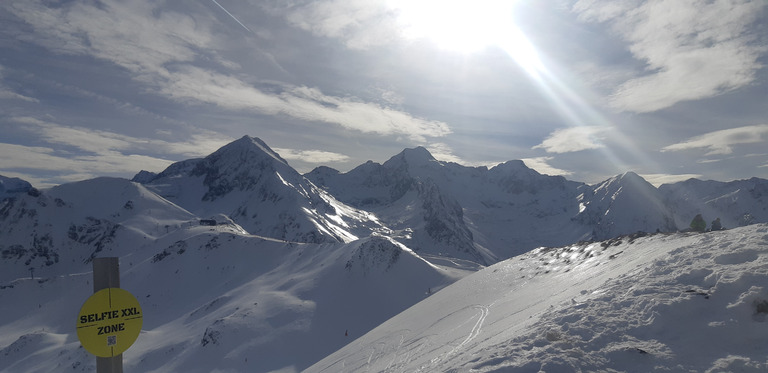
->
[4,135,768,264]
[0,175,464,371]
[137,136,385,244]
[2,135,768,372]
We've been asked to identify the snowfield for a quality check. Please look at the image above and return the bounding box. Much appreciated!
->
[307,224,768,372]
[1,207,767,373]
[2,137,768,372]
[0,227,466,373]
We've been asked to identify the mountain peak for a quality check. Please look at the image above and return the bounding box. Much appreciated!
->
[0,175,34,200]
[383,146,437,170]
[490,160,536,174]
[597,171,653,190]
[403,146,434,160]
[131,170,157,184]
[217,135,289,166]
[186,136,301,202]
[620,171,643,181]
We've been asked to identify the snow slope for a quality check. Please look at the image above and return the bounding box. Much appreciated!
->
[310,146,768,263]
[0,175,34,201]
[308,149,681,260]
[308,224,768,372]
[0,177,196,281]
[575,172,677,239]
[660,177,768,230]
[0,229,465,373]
[2,136,768,372]
[141,136,385,244]
[0,179,466,372]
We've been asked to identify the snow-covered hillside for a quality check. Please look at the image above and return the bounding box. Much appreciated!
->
[139,136,386,244]
[0,183,465,372]
[308,224,768,372]
[2,136,768,373]
[0,177,196,281]
[575,171,677,239]
[660,177,768,230]
[0,175,34,201]
[308,147,747,260]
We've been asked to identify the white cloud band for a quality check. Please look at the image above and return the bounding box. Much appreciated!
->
[533,126,610,154]
[575,0,766,113]
[273,148,350,164]
[661,124,768,155]
[5,0,451,142]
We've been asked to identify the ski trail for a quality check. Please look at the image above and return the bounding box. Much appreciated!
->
[457,305,489,351]
[384,334,406,370]
[438,304,491,365]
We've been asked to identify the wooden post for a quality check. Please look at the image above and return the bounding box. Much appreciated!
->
[93,257,123,373]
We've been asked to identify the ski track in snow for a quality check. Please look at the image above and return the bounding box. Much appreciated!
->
[447,304,490,359]
[308,225,768,373]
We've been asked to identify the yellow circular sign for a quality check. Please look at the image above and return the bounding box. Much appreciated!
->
[76,287,143,357]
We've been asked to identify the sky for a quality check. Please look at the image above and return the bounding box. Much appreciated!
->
[0,0,767,188]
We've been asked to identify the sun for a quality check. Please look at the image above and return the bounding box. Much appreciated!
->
[389,0,509,52]
[388,0,543,72]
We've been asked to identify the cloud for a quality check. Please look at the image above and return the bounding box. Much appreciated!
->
[520,157,573,177]
[277,0,518,53]
[12,117,137,155]
[162,68,451,141]
[5,0,450,142]
[11,117,231,158]
[0,65,39,103]
[661,124,768,155]
[574,0,766,113]
[3,117,243,185]
[0,90,38,103]
[160,134,235,158]
[5,0,211,78]
[279,0,400,50]
[425,143,465,164]
[0,141,174,187]
[273,148,350,164]
[533,126,610,154]
[0,143,62,172]
[16,116,234,157]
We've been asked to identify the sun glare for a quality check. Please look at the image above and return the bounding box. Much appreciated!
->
[389,0,508,52]
[388,0,543,73]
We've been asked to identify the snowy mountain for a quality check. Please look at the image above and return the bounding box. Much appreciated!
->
[660,177,768,230]
[0,177,464,372]
[308,154,491,264]
[0,175,35,201]
[575,171,678,239]
[308,149,679,260]
[307,223,768,372]
[137,136,385,244]
[2,136,768,372]
[0,177,196,281]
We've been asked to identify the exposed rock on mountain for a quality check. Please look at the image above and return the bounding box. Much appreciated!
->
[0,177,195,280]
[576,172,678,240]
[139,136,384,244]
[308,148,677,259]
